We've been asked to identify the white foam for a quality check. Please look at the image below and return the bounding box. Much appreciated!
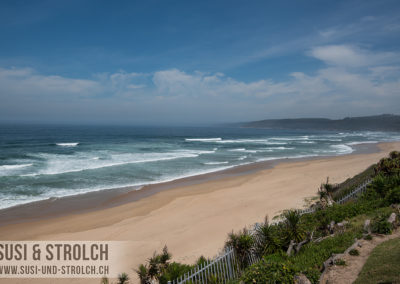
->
[0,163,32,170]
[185,138,222,142]
[24,150,208,176]
[330,144,354,154]
[56,143,79,147]
[298,141,316,144]
[0,163,34,177]
[238,155,247,160]
[256,153,319,162]
[262,147,295,150]
[216,139,287,144]
[228,148,258,153]
[310,138,342,142]
[346,141,378,146]
[186,138,289,145]
[204,161,229,165]
[270,136,309,141]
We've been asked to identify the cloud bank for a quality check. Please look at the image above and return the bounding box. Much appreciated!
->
[0,45,399,124]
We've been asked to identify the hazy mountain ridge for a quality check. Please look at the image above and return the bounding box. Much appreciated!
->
[241,114,400,131]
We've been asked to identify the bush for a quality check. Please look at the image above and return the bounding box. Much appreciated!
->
[158,262,193,284]
[225,229,254,269]
[289,231,357,271]
[242,231,359,283]
[364,234,373,240]
[371,215,392,235]
[301,267,320,283]
[349,249,360,256]
[254,217,282,257]
[282,210,305,244]
[385,186,400,205]
[335,259,346,266]
[241,258,297,284]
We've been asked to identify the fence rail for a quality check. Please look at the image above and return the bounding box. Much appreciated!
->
[168,248,241,284]
[336,179,372,204]
[169,178,373,284]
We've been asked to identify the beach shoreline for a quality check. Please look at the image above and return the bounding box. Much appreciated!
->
[0,141,399,284]
[0,141,380,226]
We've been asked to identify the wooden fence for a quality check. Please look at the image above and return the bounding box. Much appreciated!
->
[168,247,243,284]
[336,179,372,204]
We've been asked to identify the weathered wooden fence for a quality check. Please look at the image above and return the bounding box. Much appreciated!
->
[169,178,372,284]
[336,179,372,204]
[168,247,244,284]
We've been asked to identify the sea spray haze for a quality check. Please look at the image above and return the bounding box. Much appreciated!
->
[0,124,399,209]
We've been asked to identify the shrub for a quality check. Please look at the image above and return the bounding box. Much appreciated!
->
[289,231,356,272]
[349,249,359,256]
[335,259,346,266]
[282,210,305,244]
[241,258,297,284]
[372,215,392,235]
[363,234,373,240]
[225,229,255,269]
[301,267,320,283]
[136,246,177,284]
[117,273,129,284]
[195,255,208,266]
[389,151,400,159]
[385,186,400,205]
[158,262,192,284]
[254,217,282,257]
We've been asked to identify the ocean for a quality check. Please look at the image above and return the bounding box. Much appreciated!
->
[0,124,399,209]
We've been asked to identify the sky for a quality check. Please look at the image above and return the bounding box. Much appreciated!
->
[0,0,400,125]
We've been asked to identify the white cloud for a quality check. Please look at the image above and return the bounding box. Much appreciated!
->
[310,45,398,67]
[1,43,400,124]
[0,67,101,98]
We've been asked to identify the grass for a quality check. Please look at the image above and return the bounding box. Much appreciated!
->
[354,238,400,284]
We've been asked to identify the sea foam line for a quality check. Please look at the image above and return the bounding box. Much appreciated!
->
[185,138,222,142]
[0,163,33,170]
[56,143,79,147]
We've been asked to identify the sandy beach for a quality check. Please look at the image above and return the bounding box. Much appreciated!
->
[0,141,399,283]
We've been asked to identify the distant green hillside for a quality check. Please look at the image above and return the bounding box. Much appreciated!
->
[241,114,400,131]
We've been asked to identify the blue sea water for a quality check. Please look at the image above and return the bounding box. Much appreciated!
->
[0,124,399,209]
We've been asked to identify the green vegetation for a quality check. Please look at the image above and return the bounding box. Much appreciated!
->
[349,249,359,256]
[239,151,400,283]
[371,214,393,235]
[354,238,400,284]
[108,150,400,284]
[334,259,346,266]
[242,114,400,132]
[363,234,373,240]
[241,259,298,283]
[225,229,255,269]
[134,246,194,284]
[117,273,129,284]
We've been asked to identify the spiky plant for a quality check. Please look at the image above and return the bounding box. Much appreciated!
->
[254,216,281,257]
[282,210,305,244]
[147,253,162,280]
[117,272,129,284]
[135,264,151,284]
[318,188,328,200]
[160,245,171,269]
[225,229,254,269]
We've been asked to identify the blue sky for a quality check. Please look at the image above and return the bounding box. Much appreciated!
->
[1,0,400,125]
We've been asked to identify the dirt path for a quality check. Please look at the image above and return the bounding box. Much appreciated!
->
[320,229,400,284]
